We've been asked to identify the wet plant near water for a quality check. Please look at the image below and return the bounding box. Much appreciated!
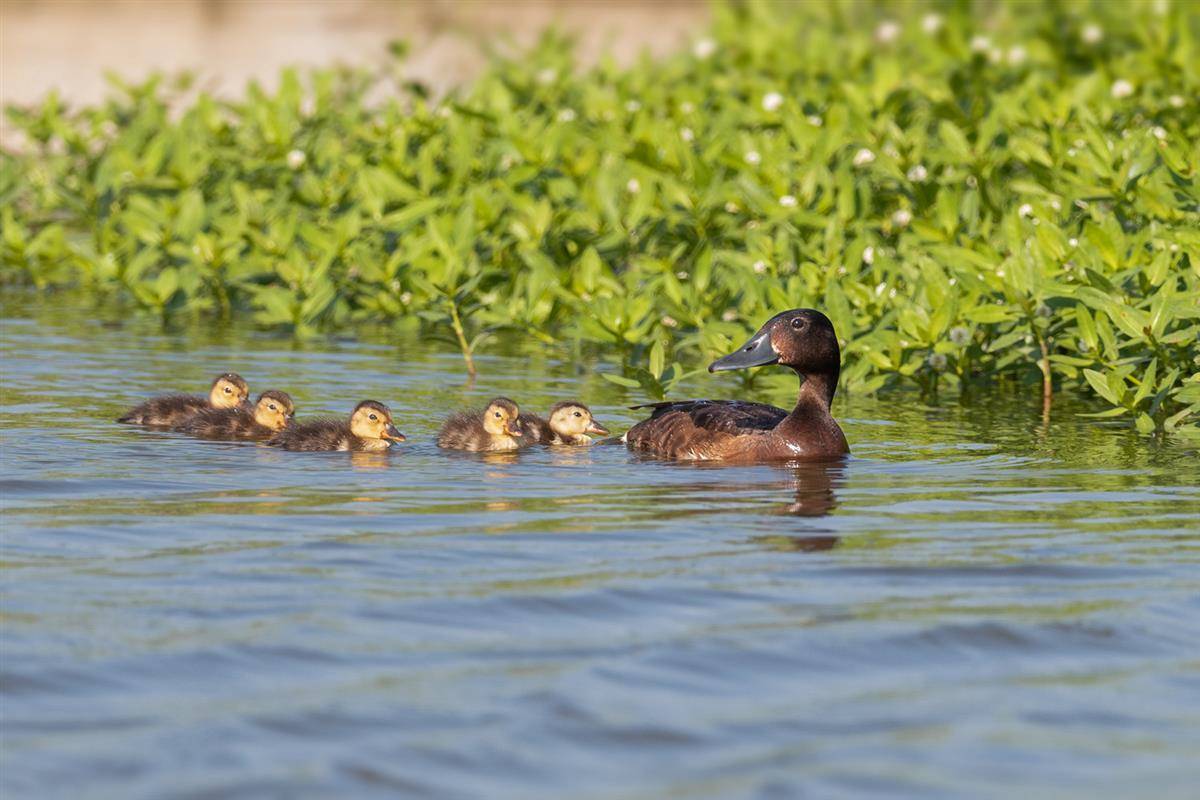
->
[2,2,1197,433]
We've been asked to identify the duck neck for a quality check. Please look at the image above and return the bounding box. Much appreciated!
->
[777,369,837,433]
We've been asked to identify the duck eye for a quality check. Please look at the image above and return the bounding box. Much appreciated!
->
[269,404,276,411]
[791,317,805,330]
[224,386,232,393]
[574,411,582,417]
[369,413,378,421]
[494,411,501,418]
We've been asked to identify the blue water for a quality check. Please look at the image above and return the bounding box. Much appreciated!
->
[2,301,1199,799]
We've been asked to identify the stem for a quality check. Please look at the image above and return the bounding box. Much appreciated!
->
[1037,333,1052,421]
[446,295,476,378]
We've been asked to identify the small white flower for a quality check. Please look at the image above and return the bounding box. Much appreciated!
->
[922,13,943,34]
[680,127,695,142]
[722,309,737,322]
[1067,148,1077,157]
[892,208,912,227]
[970,35,992,53]
[1169,243,1179,252]
[299,97,317,119]
[693,38,717,59]
[906,164,928,183]
[1081,23,1103,44]
[807,115,823,127]
[883,143,901,159]
[1068,238,1079,247]
[1018,203,1034,218]
[1111,79,1134,99]
[536,68,557,85]
[1007,45,1027,65]
[966,175,978,188]
[862,246,875,265]
[779,194,797,208]
[676,271,689,280]
[1050,198,1062,211]
[626,178,640,194]
[927,352,948,371]
[399,292,413,305]
[557,108,577,122]
[752,260,767,274]
[852,148,876,167]
[744,150,762,166]
[1151,126,1168,140]
[286,149,306,170]
[625,99,642,113]
[724,201,739,213]
[875,281,887,296]
[875,21,901,44]
[661,315,678,328]
[949,326,970,345]
[889,288,899,299]
[837,266,848,276]
[680,101,695,114]
[1168,95,1185,108]
[499,153,516,170]
[762,92,784,112]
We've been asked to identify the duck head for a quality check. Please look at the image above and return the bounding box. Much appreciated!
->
[209,372,250,409]
[548,401,609,441]
[350,400,406,442]
[709,309,840,379]
[482,397,522,438]
[253,390,295,432]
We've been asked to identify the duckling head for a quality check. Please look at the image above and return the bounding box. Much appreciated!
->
[482,397,522,438]
[253,390,295,432]
[548,401,609,441]
[350,400,406,442]
[209,372,250,409]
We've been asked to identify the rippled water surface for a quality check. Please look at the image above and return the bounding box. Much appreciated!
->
[3,297,1199,799]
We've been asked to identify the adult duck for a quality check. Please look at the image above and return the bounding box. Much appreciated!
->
[623,309,849,462]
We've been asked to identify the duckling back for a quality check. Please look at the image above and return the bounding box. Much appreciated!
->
[176,407,274,441]
[516,413,553,445]
[118,394,209,427]
[437,411,489,451]
[271,419,353,451]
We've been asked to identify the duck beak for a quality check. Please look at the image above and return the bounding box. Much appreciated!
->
[384,423,406,442]
[586,420,610,436]
[505,423,523,437]
[708,330,779,372]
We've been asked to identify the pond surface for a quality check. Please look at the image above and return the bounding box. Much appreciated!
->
[3,296,1199,799]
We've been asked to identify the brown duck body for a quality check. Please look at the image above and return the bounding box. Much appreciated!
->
[118,394,212,427]
[623,309,849,463]
[272,419,387,452]
[623,387,848,462]
[437,412,522,451]
[176,407,277,441]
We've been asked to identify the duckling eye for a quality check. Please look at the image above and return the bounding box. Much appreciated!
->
[223,386,232,393]
[369,413,378,421]
[573,411,582,417]
[791,317,805,330]
[494,411,501,418]
[269,404,277,411]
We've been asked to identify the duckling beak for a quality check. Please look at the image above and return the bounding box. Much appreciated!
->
[586,420,610,436]
[505,423,523,437]
[709,331,780,372]
[384,423,406,442]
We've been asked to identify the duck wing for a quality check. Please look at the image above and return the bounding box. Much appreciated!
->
[517,413,553,445]
[118,394,207,426]
[624,399,787,460]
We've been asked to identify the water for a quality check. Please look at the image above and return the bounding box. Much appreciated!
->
[3,296,1199,799]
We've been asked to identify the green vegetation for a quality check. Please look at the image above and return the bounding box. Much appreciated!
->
[2,2,1198,433]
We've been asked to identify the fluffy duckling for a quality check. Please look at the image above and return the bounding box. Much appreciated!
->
[519,401,609,445]
[437,397,524,451]
[118,372,249,427]
[176,390,295,441]
[272,400,405,452]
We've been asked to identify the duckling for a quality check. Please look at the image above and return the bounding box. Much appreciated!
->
[271,400,405,452]
[519,401,609,445]
[176,390,295,441]
[437,397,524,451]
[118,372,249,427]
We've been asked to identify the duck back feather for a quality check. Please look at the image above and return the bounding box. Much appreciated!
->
[176,407,276,441]
[118,394,209,427]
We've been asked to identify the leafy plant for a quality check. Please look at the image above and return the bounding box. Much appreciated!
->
[1,1,1197,433]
